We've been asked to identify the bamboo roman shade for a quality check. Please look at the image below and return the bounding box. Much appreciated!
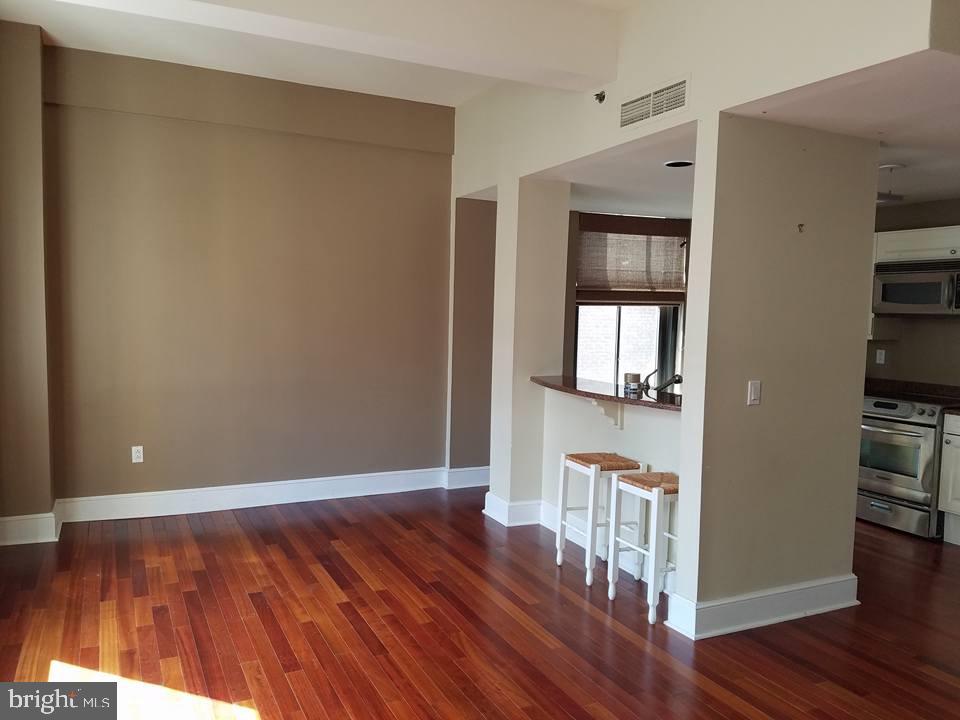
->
[578,232,685,291]
[575,214,690,301]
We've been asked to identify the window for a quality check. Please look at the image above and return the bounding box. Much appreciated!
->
[575,304,681,387]
[571,213,689,387]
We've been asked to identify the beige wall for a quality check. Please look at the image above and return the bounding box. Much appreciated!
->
[449,199,496,468]
[691,115,878,601]
[43,49,453,499]
[43,48,453,155]
[868,317,960,386]
[0,22,53,517]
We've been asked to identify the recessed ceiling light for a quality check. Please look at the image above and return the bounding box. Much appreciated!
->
[664,160,693,168]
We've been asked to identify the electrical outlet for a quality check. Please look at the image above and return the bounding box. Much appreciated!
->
[131,445,144,464]
[876,349,886,366]
[747,380,762,406]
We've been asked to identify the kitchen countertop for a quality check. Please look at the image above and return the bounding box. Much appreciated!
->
[865,378,960,412]
[530,375,682,412]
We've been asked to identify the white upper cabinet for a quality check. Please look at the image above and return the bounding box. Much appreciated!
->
[876,225,960,263]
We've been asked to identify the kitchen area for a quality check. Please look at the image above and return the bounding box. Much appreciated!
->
[861,210,960,545]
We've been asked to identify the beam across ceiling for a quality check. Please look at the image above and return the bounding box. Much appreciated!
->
[52,0,622,91]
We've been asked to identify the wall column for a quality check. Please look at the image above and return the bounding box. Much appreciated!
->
[485,177,570,522]
[0,22,54,534]
[670,113,878,638]
[447,198,497,473]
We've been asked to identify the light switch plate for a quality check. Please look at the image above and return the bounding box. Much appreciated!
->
[131,445,144,464]
[747,380,762,406]
[876,349,886,365]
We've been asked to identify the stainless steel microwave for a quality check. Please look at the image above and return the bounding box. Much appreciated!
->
[873,261,960,315]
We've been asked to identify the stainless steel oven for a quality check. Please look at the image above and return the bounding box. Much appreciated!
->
[873,263,960,316]
[858,397,944,538]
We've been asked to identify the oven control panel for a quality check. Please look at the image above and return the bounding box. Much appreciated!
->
[863,396,944,426]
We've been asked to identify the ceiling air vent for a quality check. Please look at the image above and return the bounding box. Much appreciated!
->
[620,79,687,128]
[620,92,652,127]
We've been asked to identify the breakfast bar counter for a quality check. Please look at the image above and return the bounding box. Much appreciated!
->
[530,375,682,412]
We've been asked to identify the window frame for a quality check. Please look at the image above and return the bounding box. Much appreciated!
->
[573,300,683,387]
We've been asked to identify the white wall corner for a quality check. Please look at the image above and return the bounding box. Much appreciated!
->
[0,510,60,546]
[444,466,490,489]
[482,492,541,526]
[663,593,698,639]
[944,512,960,546]
[668,574,860,640]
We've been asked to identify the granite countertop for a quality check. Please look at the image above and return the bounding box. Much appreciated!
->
[530,375,682,412]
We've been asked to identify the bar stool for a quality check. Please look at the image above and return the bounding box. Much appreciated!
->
[606,471,679,624]
[555,452,644,586]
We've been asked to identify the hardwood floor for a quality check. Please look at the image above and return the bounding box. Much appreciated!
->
[2,487,960,719]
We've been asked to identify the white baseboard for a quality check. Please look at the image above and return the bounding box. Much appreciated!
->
[482,492,542,526]
[444,466,490,489]
[0,465,489,545]
[665,574,860,640]
[0,511,60,546]
[945,513,960,546]
[54,466,455,525]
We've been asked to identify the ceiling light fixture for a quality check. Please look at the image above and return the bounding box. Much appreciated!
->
[877,163,905,204]
[664,160,693,168]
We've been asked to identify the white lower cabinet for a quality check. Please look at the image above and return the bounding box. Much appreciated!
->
[939,418,960,517]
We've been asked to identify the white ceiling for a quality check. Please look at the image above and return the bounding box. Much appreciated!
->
[730,50,960,206]
[0,0,623,106]
[533,122,697,218]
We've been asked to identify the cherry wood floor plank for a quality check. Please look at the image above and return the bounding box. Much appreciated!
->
[182,588,232,702]
[240,661,285,720]
[136,623,163,685]
[173,623,208,697]
[0,643,22,681]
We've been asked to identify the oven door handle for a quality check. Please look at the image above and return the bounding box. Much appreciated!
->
[861,424,925,438]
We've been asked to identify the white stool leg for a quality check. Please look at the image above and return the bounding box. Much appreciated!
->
[584,464,600,586]
[607,479,621,600]
[647,487,666,624]
[597,474,608,560]
[634,497,646,582]
[556,455,568,566]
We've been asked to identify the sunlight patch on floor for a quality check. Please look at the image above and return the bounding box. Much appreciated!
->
[48,661,259,720]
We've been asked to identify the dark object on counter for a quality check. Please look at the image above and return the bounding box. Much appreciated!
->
[653,373,683,392]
